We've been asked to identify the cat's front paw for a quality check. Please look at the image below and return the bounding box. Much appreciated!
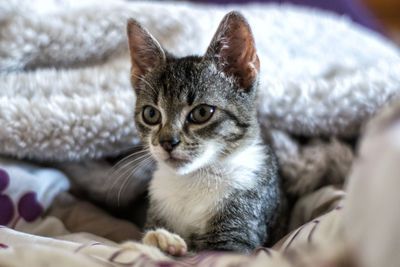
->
[142,228,187,256]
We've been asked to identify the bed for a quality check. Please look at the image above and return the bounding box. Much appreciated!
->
[1,0,400,266]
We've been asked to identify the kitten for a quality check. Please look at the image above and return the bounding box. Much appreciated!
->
[126,11,286,255]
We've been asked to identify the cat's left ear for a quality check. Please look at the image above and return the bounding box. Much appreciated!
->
[204,11,259,91]
[127,19,166,87]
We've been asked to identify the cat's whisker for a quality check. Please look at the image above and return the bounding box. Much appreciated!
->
[111,159,148,189]
[110,155,152,206]
[206,168,212,191]
[116,143,148,155]
[209,167,217,191]
[110,146,150,171]
[107,151,152,203]
[211,164,224,190]
[116,156,154,206]
[112,149,150,171]
[117,144,150,158]
[109,152,151,188]
[108,154,150,188]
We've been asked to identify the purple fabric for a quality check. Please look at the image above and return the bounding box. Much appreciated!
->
[17,192,43,222]
[193,0,382,33]
[0,168,44,226]
[0,169,13,226]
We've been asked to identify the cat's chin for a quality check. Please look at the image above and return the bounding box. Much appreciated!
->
[164,157,190,168]
[155,145,219,175]
[159,157,201,176]
[163,157,213,176]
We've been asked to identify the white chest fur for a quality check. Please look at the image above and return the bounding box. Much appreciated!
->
[149,142,266,238]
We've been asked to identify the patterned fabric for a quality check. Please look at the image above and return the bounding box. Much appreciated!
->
[0,210,343,266]
[0,155,346,266]
[0,158,69,232]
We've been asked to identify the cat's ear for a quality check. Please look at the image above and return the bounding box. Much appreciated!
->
[127,19,166,86]
[204,11,259,91]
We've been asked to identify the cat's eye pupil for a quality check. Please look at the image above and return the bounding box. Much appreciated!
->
[149,109,155,118]
[199,108,206,117]
[143,106,161,125]
[189,105,214,124]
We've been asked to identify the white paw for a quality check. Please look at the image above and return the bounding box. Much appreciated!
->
[142,228,187,256]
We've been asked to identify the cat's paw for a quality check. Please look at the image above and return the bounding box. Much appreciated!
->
[142,228,187,256]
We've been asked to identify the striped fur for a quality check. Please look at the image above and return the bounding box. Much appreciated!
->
[128,12,286,253]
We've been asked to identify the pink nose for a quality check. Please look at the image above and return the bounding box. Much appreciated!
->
[159,137,180,152]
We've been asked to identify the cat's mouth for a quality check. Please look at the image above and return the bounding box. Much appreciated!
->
[157,146,218,175]
[164,156,191,168]
[165,155,190,163]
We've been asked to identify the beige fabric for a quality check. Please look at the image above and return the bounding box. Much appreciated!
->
[48,192,142,242]
[0,184,345,266]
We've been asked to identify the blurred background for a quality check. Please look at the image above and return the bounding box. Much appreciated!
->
[188,0,400,45]
[364,0,400,44]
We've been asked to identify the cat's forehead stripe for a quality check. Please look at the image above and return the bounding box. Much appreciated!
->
[186,90,196,106]
[152,87,159,105]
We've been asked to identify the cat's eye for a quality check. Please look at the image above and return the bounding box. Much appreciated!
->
[142,105,161,125]
[189,105,215,124]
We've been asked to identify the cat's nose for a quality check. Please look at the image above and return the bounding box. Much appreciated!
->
[159,136,180,152]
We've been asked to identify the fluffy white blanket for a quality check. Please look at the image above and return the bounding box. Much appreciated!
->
[1,0,399,161]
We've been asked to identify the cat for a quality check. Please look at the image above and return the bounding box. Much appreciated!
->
[126,11,286,255]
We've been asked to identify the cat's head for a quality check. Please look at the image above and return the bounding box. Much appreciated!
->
[127,11,260,175]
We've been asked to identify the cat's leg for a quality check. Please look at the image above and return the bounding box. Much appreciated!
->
[142,228,187,256]
[190,189,283,253]
[189,207,262,253]
[143,201,188,256]
[191,230,256,253]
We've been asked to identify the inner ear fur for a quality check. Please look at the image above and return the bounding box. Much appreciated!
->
[204,11,260,91]
[127,19,166,87]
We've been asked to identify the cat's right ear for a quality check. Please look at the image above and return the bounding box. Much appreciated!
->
[127,19,166,87]
[203,12,259,92]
